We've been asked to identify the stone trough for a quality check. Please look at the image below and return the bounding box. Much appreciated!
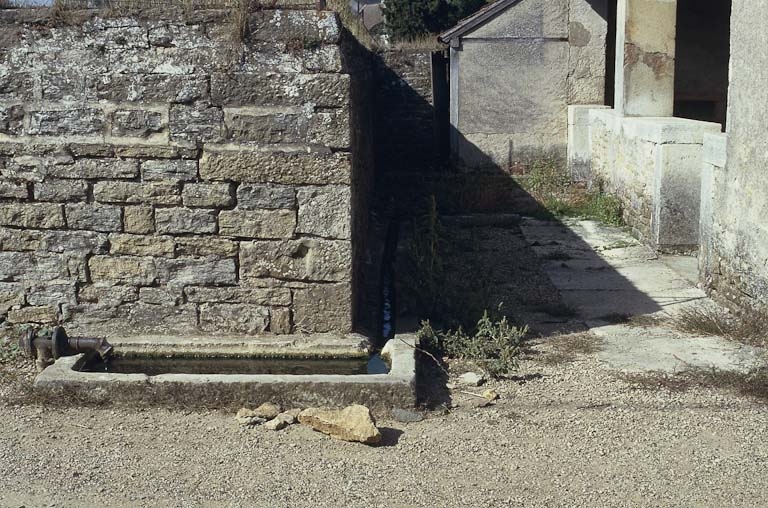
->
[33,333,417,411]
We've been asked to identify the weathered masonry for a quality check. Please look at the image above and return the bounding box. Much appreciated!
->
[0,7,373,336]
[570,0,768,316]
[439,0,609,172]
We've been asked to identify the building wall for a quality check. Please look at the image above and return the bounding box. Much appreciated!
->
[704,0,768,314]
[451,0,607,172]
[0,7,366,336]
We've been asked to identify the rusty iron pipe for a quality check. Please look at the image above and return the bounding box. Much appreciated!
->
[19,326,113,371]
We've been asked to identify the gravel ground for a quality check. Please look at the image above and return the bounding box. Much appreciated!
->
[2,342,768,508]
[2,217,766,507]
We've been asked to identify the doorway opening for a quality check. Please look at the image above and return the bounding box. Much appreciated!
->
[673,0,732,129]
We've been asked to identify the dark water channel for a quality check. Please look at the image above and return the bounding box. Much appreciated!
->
[82,354,390,376]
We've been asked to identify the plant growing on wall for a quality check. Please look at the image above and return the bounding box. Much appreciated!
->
[383,0,486,41]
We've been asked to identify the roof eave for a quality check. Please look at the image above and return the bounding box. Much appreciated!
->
[437,0,521,44]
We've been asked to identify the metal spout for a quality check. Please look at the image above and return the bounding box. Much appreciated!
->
[19,326,114,371]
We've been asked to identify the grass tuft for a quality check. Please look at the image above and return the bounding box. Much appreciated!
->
[520,160,623,226]
[537,332,601,365]
[619,366,768,402]
[674,306,768,347]
[418,311,527,378]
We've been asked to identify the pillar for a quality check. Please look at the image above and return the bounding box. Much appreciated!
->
[614,0,678,117]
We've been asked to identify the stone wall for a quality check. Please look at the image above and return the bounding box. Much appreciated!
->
[588,109,720,251]
[449,0,607,172]
[0,7,367,336]
[373,50,438,172]
[703,0,768,314]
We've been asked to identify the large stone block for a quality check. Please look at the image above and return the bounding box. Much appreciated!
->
[141,159,198,181]
[297,185,351,239]
[182,183,234,208]
[25,279,77,307]
[27,108,105,136]
[114,145,198,159]
[155,208,217,234]
[34,179,88,202]
[0,252,80,282]
[0,228,108,255]
[95,73,208,103]
[127,303,198,333]
[169,103,224,144]
[86,24,149,50]
[53,158,139,179]
[174,236,238,258]
[123,206,154,234]
[66,203,122,232]
[0,181,29,199]
[222,106,349,148]
[0,104,24,135]
[307,108,350,149]
[218,209,296,239]
[240,42,343,74]
[240,239,351,282]
[39,70,93,103]
[0,252,34,281]
[224,110,304,144]
[210,73,349,108]
[0,71,35,102]
[110,109,165,138]
[94,181,181,205]
[0,282,23,314]
[184,286,291,306]
[62,145,116,158]
[246,10,341,44]
[156,257,237,286]
[269,307,292,334]
[4,155,74,182]
[7,305,58,324]
[108,46,227,76]
[147,23,214,49]
[138,287,182,306]
[293,283,352,333]
[236,184,295,209]
[61,302,130,336]
[78,284,139,306]
[109,233,175,258]
[89,256,157,286]
[0,228,42,252]
[200,150,350,185]
[199,303,270,334]
[0,203,64,229]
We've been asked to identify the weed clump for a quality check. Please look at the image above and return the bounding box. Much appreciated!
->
[537,332,601,365]
[521,160,623,226]
[619,366,768,402]
[675,306,768,347]
[418,311,527,378]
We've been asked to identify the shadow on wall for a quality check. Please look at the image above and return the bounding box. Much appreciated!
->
[365,59,678,344]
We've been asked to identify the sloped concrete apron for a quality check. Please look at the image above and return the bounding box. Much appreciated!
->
[521,217,764,374]
[34,334,416,411]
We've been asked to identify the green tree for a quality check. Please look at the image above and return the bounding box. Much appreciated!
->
[384,0,487,41]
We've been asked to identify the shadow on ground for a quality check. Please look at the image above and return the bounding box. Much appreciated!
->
[359,50,722,407]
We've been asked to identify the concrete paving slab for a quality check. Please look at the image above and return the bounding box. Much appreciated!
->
[521,217,765,373]
[592,324,763,373]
